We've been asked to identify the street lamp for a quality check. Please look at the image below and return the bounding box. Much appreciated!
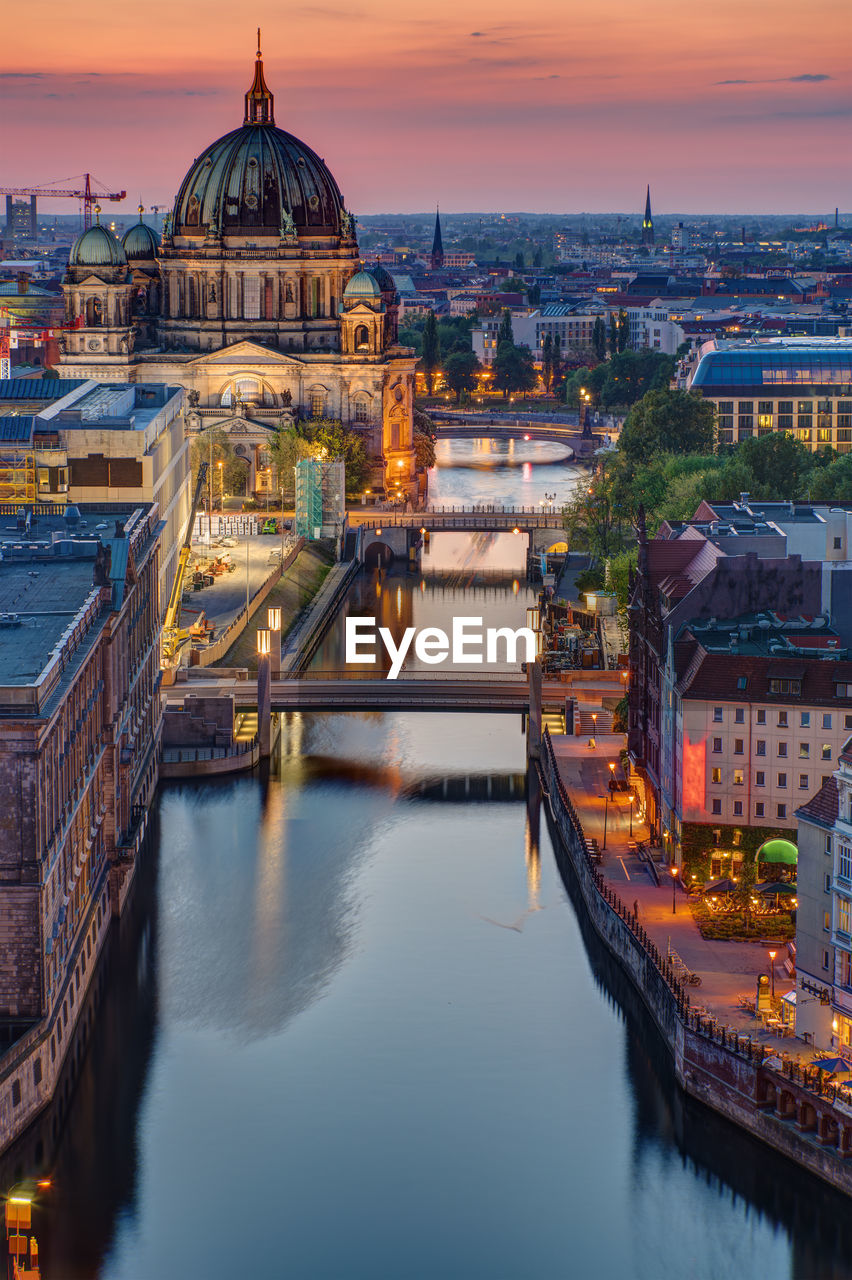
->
[768,949,777,1003]
[591,711,597,747]
[628,791,635,837]
[608,760,616,792]
[601,793,610,851]
[217,460,223,511]
[670,864,679,914]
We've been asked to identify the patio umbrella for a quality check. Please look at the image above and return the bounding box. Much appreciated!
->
[815,1056,852,1075]
[756,881,798,896]
[755,838,798,865]
[704,878,738,895]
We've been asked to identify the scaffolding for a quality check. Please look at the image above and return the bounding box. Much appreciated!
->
[294,458,345,540]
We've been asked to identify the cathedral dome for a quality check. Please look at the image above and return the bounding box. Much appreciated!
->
[122,213,160,260]
[343,271,381,301]
[171,43,348,239]
[369,262,396,295]
[69,222,126,269]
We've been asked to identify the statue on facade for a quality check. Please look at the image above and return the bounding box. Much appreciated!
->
[162,212,173,239]
[187,388,200,408]
[341,210,354,239]
[280,210,297,242]
[285,282,294,303]
[281,389,292,407]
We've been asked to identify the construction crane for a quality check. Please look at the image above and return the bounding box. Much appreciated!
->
[0,174,127,234]
[162,463,209,667]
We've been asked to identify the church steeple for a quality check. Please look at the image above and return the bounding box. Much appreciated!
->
[641,184,654,247]
[431,207,444,270]
[244,29,274,125]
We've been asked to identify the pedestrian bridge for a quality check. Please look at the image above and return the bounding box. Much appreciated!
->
[429,412,583,447]
[350,506,564,534]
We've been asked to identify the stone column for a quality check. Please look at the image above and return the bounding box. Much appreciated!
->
[528,659,542,759]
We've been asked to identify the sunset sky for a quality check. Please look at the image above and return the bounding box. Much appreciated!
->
[2,0,850,217]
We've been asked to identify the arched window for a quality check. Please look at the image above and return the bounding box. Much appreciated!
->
[221,378,260,407]
[310,390,325,419]
[354,325,370,352]
[353,396,370,424]
[86,297,102,327]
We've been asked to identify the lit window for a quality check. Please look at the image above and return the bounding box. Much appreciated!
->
[733,770,744,786]
[823,745,833,761]
[711,768,722,784]
[799,743,810,758]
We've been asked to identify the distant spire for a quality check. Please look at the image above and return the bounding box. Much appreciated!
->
[431,206,444,270]
[138,203,145,222]
[244,29,274,125]
[642,184,654,246]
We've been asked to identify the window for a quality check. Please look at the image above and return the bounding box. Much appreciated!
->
[839,899,852,935]
[713,707,723,722]
[823,745,833,761]
[777,772,787,788]
[769,683,799,700]
[842,952,852,987]
[733,801,743,816]
[354,396,369,423]
[733,769,744,786]
[11,1080,20,1108]
[823,714,833,730]
[824,949,831,969]
[712,737,722,753]
[735,708,745,724]
[827,836,833,855]
[310,391,325,419]
[778,711,789,726]
[756,709,766,725]
[756,740,766,756]
[711,768,722,784]
[799,743,810,758]
[835,537,843,551]
[847,714,852,730]
[734,739,744,755]
[711,799,722,815]
[799,774,809,790]
[826,873,833,894]
[243,275,261,320]
[756,771,765,786]
[840,844,852,881]
[777,804,787,819]
[777,742,787,758]
[737,676,748,691]
[801,712,811,727]
[755,802,765,817]
[825,911,832,932]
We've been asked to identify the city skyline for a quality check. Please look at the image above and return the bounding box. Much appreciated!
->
[2,0,850,217]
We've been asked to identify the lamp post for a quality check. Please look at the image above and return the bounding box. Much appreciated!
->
[608,760,616,794]
[629,791,635,838]
[267,606,282,679]
[217,460,223,512]
[670,864,679,914]
[257,628,272,758]
[601,793,610,851]
[768,949,777,1003]
[591,711,597,747]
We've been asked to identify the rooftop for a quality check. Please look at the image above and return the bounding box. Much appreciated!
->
[692,338,852,390]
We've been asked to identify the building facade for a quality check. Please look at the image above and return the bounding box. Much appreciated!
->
[0,504,162,1136]
[56,43,418,501]
[689,338,852,454]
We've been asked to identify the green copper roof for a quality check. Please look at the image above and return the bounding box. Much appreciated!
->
[69,224,126,269]
[343,270,381,300]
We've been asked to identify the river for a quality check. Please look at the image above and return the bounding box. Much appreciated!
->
[9,439,852,1279]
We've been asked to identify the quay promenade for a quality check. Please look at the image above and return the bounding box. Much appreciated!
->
[541,729,852,1197]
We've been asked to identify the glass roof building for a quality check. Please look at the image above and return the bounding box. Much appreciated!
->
[690,339,852,452]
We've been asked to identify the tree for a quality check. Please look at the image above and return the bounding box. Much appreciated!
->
[737,432,814,499]
[267,425,314,503]
[542,333,553,393]
[413,431,436,470]
[618,389,716,464]
[515,251,524,271]
[493,341,536,398]
[551,334,565,400]
[592,316,607,362]
[497,308,514,346]
[443,349,481,401]
[808,453,852,502]
[420,311,440,395]
[499,279,527,296]
[533,247,543,268]
[608,312,618,357]
[292,418,368,494]
[617,309,629,353]
[562,455,631,560]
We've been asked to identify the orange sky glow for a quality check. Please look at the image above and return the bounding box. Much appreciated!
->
[2,0,850,216]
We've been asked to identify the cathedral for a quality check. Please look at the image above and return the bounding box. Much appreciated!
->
[58,37,418,501]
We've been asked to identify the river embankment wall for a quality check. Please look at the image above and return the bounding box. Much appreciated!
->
[539,730,852,1196]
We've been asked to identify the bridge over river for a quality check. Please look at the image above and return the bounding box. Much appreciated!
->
[166,670,572,715]
[427,410,612,457]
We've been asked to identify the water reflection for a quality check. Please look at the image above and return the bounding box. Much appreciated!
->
[428,437,582,509]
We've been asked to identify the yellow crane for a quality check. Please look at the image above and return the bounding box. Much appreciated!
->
[162,463,209,666]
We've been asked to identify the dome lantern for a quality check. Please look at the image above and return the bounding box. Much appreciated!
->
[244,28,274,125]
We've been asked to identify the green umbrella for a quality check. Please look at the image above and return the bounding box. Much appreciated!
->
[755,838,798,865]
[756,881,798,896]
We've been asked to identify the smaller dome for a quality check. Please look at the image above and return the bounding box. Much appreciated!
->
[122,220,160,261]
[69,224,126,269]
[370,262,396,294]
[344,270,381,301]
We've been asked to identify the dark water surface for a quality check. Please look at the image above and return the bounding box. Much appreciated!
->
[8,440,852,1279]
